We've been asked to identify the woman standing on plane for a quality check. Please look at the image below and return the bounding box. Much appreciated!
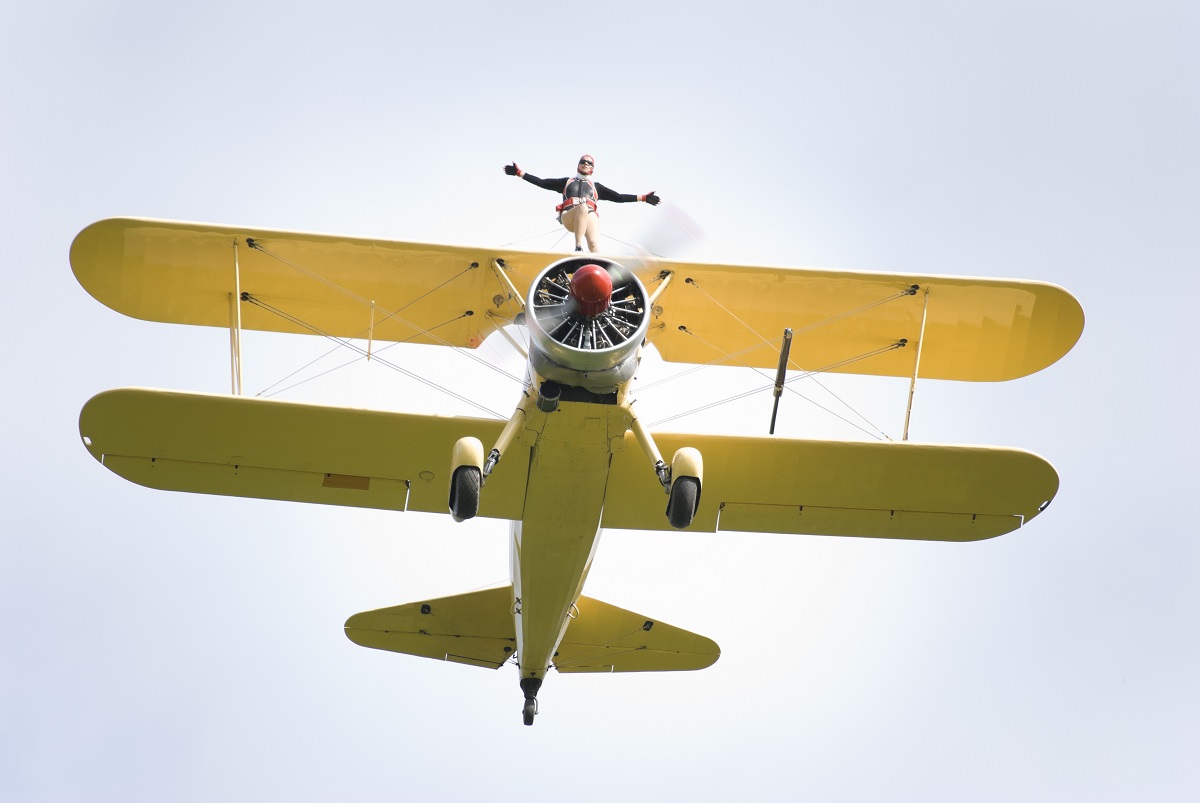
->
[504,155,660,252]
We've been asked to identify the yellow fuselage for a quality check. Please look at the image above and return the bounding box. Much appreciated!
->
[508,382,637,683]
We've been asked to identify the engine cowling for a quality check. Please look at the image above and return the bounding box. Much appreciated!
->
[525,256,650,394]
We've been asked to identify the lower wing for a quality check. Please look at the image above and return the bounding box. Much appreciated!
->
[602,431,1058,541]
[78,387,526,520]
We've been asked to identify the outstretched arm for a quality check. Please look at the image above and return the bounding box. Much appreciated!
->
[503,162,568,193]
[595,184,662,205]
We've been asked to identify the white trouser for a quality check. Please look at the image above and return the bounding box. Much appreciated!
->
[560,204,599,251]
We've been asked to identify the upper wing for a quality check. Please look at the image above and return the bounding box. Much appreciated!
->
[70,217,541,347]
[640,259,1084,381]
[601,431,1058,542]
[78,387,527,520]
[72,218,1083,381]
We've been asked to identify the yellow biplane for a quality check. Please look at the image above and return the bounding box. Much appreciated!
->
[72,217,1083,725]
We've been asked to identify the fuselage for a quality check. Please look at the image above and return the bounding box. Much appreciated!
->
[507,379,637,685]
[505,254,654,694]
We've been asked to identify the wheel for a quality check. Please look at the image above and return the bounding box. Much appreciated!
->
[449,466,481,521]
[522,699,537,726]
[666,476,700,529]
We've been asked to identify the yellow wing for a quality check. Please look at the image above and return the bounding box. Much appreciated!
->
[70,217,539,347]
[78,388,526,519]
[72,218,1081,381]
[641,259,1084,381]
[602,432,1058,542]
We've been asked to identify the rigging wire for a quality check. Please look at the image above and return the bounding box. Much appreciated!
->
[255,314,470,398]
[242,295,505,419]
[500,227,566,248]
[666,326,895,441]
[648,341,907,435]
[642,279,917,436]
[242,240,526,394]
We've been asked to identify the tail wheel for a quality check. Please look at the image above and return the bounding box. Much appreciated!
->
[522,698,537,726]
[449,466,481,522]
[666,476,701,530]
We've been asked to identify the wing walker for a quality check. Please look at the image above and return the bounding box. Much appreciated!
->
[71,215,1084,725]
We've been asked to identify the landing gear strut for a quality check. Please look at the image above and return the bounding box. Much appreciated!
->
[629,416,703,529]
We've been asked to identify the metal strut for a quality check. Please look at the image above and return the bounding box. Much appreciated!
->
[229,241,244,395]
[902,288,930,441]
[483,398,532,479]
[491,258,526,313]
[769,328,793,434]
[630,412,672,492]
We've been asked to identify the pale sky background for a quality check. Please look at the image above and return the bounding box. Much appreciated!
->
[3,2,1198,800]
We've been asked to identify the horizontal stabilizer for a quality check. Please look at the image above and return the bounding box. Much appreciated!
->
[345,586,516,670]
[554,596,720,673]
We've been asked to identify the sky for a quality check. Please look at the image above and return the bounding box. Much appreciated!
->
[2,1,1198,800]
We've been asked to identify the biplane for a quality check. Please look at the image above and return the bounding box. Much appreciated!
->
[71,217,1083,725]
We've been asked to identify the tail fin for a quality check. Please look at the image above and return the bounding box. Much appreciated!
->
[554,596,720,673]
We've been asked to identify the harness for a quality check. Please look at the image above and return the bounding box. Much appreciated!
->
[555,177,598,215]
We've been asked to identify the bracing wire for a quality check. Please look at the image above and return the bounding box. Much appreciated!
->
[242,295,505,419]
[662,326,896,441]
[648,341,907,435]
[640,279,918,436]
[255,314,470,398]
[242,240,526,395]
[500,228,565,248]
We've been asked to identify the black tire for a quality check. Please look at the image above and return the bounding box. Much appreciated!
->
[666,476,701,530]
[449,466,481,521]
[523,699,536,726]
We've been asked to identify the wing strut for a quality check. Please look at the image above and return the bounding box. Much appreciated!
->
[491,259,526,312]
[768,328,793,434]
[229,241,244,395]
[902,287,929,441]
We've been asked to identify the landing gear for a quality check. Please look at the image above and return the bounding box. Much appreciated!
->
[449,436,484,522]
[666,447,703,530]
[449,465,480,522]
[667,476,701,529]
[629,417,704,529]
[520,677,542,727]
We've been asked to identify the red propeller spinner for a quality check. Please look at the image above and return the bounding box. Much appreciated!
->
[569,264,613,317]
